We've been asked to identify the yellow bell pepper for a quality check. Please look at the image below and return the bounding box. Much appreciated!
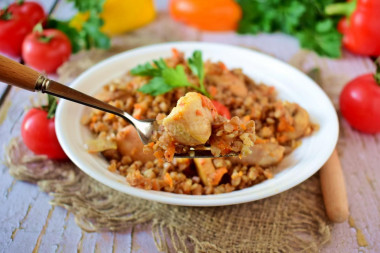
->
[101,0,155,35]
[69,0,156,36]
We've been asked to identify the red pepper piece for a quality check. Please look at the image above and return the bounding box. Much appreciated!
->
[326,0,380,56]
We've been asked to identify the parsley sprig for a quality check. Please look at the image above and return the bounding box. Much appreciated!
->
[236,0,343,58]
[131,50,210,97]
[46,0,110,53]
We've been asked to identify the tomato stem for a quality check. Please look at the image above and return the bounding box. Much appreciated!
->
[0,8,12,20]
[33,23,44,33]
[33,23,54,43]
[374,57,380,85]
[16,0,24,5]
[46,94,58,119]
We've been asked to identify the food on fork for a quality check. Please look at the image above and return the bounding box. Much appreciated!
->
[145,92,255,162]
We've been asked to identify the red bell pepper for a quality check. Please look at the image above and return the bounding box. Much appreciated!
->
[326,0,380,56]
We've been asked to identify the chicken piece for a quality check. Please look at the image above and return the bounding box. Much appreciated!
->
[237,143,285,167]
[163,92,217,145]
[281,103,310,140]
[206,71,248,97]
[116,125,154,163]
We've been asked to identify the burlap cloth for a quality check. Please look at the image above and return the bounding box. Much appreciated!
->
[5,13,333,253]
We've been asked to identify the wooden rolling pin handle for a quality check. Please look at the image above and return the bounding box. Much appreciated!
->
[320,149,349,223]
[0,54,41,92]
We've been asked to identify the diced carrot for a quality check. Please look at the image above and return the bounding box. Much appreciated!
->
[211,167,228,186]
[277,135,288,143]
[148,142,155,148]
[268,86,275,94]
[152,180,160,191]
[196,109,203,116]
[91,115,98,122]
[154,150,163,159]
[209,86,218,97]
[218,61,227,71]
[164,172,173,188]
[164,142,175,162]
[277,116,294,132]
[254,138,269,144]
[133,113,142,120]
[154,151,164,164]
[134,103,142,109]
[240,123,246,130]
[171,48,179,58]
[243,115,251,122]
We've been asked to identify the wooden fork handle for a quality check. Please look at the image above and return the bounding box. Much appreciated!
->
[0,54,133,125]
[320,149,349,223]
[0,54,40,91]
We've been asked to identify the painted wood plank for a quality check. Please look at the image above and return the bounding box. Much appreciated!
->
[132,224,163,253]
[113,229,133,253]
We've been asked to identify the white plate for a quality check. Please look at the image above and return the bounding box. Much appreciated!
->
[56,42,338,206]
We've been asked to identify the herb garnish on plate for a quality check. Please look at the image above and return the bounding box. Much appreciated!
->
[131,50,210,97]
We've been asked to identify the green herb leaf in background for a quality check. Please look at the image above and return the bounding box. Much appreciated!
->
[67,0,105,13]
[236,0,344,58]
[47,0,110,53]
[81,10,110,49]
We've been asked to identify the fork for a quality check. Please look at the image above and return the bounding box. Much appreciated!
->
[0,55,235,158]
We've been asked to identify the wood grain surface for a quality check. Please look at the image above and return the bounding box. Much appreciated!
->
[1,3,380,253]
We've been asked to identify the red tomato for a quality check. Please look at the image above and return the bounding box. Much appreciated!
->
[8,1,45,26]
[211,100,231,119]
[0,11,34,57]
[21,108,68,159]
[22,29,71,73]
[339,74,380,133]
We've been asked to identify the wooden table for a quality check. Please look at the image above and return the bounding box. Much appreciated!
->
[1,3,379,253]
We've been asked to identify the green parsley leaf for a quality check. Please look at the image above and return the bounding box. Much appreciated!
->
[153,59,168,71]
[81,11,110,49]
[162,65,192,87]
[138,77,173,96]
[131,59,167,77]
[66,0,105,13]
[188,50,204,82]
[296,20,342,58]
[134,51,210,97]
[47,0,110,53]
[236,0,343,58]
[187,50,209,97]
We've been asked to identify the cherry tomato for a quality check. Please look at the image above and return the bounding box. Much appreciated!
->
[211,100,231,119]
[8,1,45,26]
[22,29,71,73]
[339,74,380,133]
[21,108,68,159]
[0,11,34,57]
